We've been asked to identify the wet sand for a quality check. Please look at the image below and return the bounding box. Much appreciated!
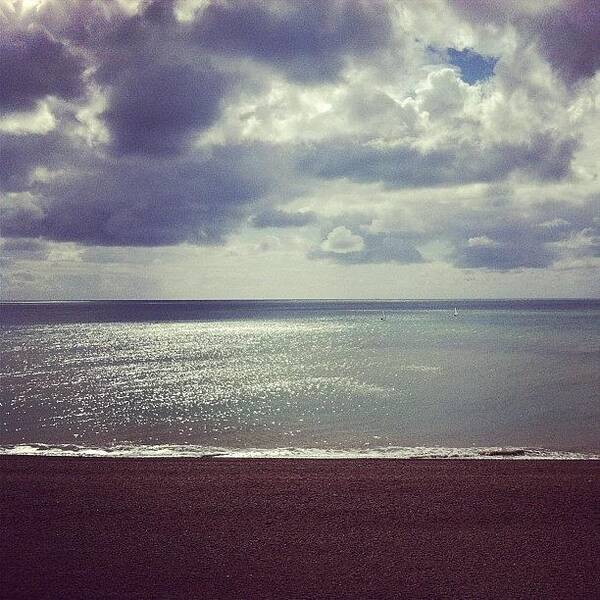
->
[1,457,599,599]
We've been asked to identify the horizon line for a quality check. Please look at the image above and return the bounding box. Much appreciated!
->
[2,297,600,305]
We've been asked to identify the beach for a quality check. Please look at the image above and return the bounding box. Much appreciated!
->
[1,458,598,599]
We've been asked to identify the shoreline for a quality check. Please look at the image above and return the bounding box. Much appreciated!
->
[2,443,598,460]
[1,457,598,599]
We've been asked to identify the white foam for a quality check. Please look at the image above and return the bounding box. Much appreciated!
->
[0,443,598,460]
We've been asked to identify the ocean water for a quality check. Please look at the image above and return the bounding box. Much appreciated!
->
[1,300,599,459]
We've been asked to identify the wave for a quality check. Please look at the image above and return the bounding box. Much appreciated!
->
[0,443,598,460]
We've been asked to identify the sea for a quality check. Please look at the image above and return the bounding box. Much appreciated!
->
[1,300,598,459]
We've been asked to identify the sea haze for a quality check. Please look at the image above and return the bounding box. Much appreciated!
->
[1,300,599,459]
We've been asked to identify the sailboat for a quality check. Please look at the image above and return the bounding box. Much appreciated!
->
[453,307,459,317]
[380,310,386,321]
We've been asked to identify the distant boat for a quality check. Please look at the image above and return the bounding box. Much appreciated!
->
[380,310,386,321]
[453,307,459,317]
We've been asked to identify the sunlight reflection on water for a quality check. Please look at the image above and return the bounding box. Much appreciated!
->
[1,308,599,451]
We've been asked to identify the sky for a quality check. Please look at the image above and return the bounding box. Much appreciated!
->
[0,0,599,300]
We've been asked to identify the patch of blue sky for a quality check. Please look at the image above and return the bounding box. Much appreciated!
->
[447,48,498,84]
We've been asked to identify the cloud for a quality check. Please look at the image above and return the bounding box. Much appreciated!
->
[534,1,600,84]
[0,101,56,135]
[0,144,278,246]
[312,227,423,264]
[301,179,600,270]
[250,208,317,228]
[101,62,230,155]
[74,0,236,156]
[320,226,364,254]
[553,226,600,259]
[0,27,85,113]
[0,130,73,191]
[193,0,394,83]
[296,133,577,188]
[467,235,500,248]
[289,58,578,188]
[454,241,557,270]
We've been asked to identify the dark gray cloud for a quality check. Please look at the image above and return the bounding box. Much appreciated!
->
[434,194,599,270]
[0,144,276,246]
[453,241,556,270]
[84,1,234,156]
[250,208,317,228]
[194,0,393,82]
[101,62,229,155]
[451,0,600,84]
[0,27,85,113]
[10,0,233,156]
[0,131,70,191]
[406,187,595,270]
[296,134,577,187]
[535,1,600,84]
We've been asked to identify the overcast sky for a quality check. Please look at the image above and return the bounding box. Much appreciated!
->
[1,0,599,300]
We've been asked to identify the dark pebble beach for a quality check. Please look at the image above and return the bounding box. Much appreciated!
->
[1,457,599,599]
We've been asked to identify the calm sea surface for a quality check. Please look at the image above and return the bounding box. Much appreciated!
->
[1,300,598,458]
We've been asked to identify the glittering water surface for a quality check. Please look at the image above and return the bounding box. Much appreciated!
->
[1,301,599,455]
